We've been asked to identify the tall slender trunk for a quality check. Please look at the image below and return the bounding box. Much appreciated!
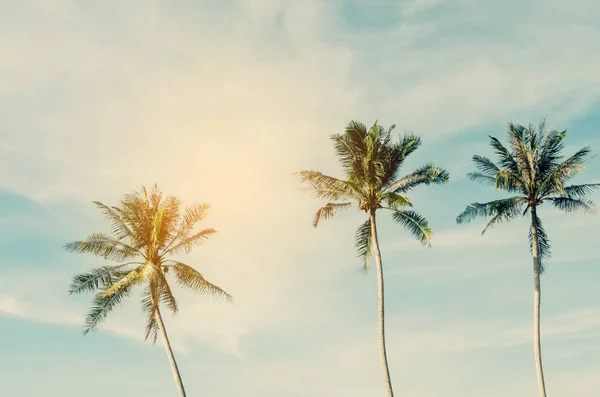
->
[155,307,187,397]
[369,210,395,397]
[530,207,547,397]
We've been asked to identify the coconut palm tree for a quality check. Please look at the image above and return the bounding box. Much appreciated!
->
[66,184,231,397]
[297,120,449,397]
[456,121,599,397]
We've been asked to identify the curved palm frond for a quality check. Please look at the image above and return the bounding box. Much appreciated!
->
[168,261,232,301]
[387,163,449,193]
[472,155,500,177]
[161,228,216,256]
[312,202,354,228]
[563,183,600,199]
[397,132,422,159]
[548,197,596,214]
[355,219,372,273]
[93,201,136,242]
[102,264,147,297]
[537,128,566,180]
[162,202,211,254]
[489,135,520,175]
[529,213,551,273]
[539,146,592,197]
[141,283,160,343]
[64,233,142,262]
[382,192,412,209]
[157,270,178,314]
[297,170,360,201]
[331,120,369,179]
[83,285,133,334]
[387,208,432,246]
[467,172,496,186]
[69,263,141,295]
[456,197,524,228]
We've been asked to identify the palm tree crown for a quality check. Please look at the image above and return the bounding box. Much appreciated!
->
[456,121,599,270]
[298,120,449,266]
[66,184,231,342]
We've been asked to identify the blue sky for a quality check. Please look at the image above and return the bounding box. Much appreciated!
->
[1,1,600,396]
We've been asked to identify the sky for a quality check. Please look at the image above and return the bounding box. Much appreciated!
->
[1,0,600,396]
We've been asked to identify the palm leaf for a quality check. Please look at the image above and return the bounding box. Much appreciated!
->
[472,155,500,177]
[69,264,139,295]
[382,192,412,209]
[312,202,353,228]
[388,209,432,246]
[83,285,133,334]
[563,183,600,199]
[162,202,211,253]
[387,163,449,193]
[456,197,524,227]
[65,233,142,262]
[93,201,136,242]
[297,170,360,201]
[161,228,216,256]
[355,219,372,272]
[529,213,551,273]
[102,264,146,297]
[141,283,159,343]
[169,261,232,301]
[548,197,596,214]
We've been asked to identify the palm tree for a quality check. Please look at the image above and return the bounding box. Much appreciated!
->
[456,121,599,397]
[297,120,449,397]
[66,184,232,397]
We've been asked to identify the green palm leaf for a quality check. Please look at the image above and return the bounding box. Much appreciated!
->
[169,261,232,301]
[69,264,139,295]
[389,209,432,246]
[83,285,133,334]
[355,219,372,272]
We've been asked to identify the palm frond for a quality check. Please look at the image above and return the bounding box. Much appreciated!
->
[312,202,353,228]
[537,129,566,180]
[157,269,178,314]
[331,121,368,179]
[563,183,600,199]
[162,202,211,253]
[169,261,232,301]
[64,233,142,262]
[472,155,500,176]
[456,197,524,228]
[69,264,140,295]
[93,201,136,242]
[83,285,133,334]
[548,197,596,214]
[102,264,146,297]
[397,132,423,160]
[529,213,551,273]
[355,219,372,272]
[161,228,216,256]
[387,209,432,246]
[489,136,520,175]
[141,283,159,343]
[296,170,360,201]
[539,146,592,196]
[467,172,496,186]
[387,163,449,193]
[382,192,412,209]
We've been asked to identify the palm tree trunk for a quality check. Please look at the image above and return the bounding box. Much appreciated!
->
[530,207,547,397]
[155,307,187,397]
[369,210,395,397]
